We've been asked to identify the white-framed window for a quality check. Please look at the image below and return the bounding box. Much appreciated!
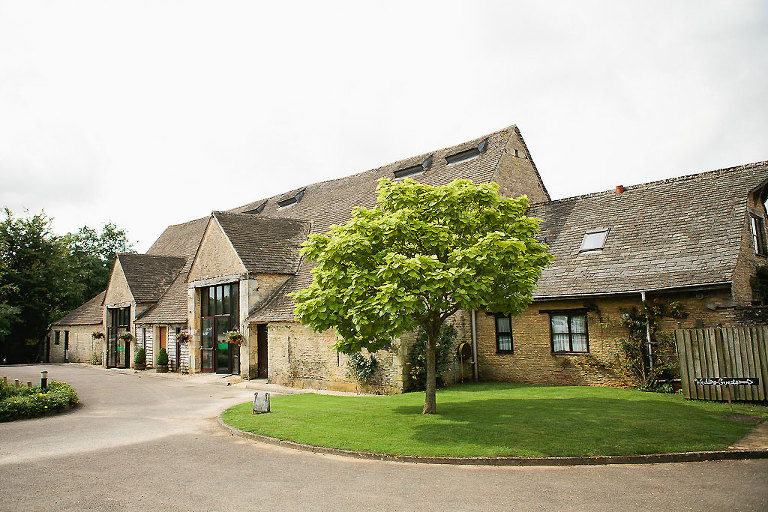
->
[494,314,514,353]
[550,312,588,353]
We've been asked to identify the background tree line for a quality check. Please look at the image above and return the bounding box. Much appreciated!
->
[0,208,134,363]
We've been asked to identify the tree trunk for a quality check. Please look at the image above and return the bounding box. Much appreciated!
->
[422,326,437,414]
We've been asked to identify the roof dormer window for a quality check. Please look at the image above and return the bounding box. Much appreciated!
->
[244,202,267,214]
[751,214,768,256]
[394,156,433,179]
[445,139,488,165]
[579,228,609,253]
[278,188,306,208]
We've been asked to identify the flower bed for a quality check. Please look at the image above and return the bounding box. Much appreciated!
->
[0,380,79,422]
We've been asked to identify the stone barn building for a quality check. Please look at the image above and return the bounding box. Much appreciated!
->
[53,125,768,393]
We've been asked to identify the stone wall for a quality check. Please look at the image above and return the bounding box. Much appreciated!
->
[264,310,476,394]
[188,219,246,281]
[493,128,550,204]
[266,322,405,394]
[104,259,134,306]
[732,189,768,305]
[475,288,737,388]
[48,324,102,363]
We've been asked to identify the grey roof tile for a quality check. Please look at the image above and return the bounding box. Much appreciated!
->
[531,161,768,298]
[243,127,522,322]
[146,217,208,259]
[53,291,105,326]
[118,254,186,303]
[212,212,311,275]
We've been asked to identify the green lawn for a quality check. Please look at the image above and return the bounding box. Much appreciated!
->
[221,383,768,457]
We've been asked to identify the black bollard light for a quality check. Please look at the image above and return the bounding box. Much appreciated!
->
[41,370,48,390]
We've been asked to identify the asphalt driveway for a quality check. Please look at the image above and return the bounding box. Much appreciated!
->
[0,364,766,511]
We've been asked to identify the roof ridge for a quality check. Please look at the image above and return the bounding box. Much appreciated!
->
[213,211,310,224]
[230,125,519,213]
[119,252,186,261]
[540,160,768,206]
[157,216,208,229]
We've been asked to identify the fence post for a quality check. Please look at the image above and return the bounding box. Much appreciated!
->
[715,328,733,411]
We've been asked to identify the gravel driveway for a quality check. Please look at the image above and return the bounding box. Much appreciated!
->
[0,364,766,511]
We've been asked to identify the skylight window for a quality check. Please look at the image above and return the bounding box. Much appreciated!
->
[580,228,609,253]
[394,156,432,179]
[277,188,305,208]
[244,202,266,214]
[445,139,488,165]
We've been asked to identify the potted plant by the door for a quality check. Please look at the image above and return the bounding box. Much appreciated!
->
[156,347,169,373]
[134,347,146,370]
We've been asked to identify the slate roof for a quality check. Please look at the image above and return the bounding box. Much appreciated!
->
[118,254,186,303]
[53,291,105,326]
[242,125,545,322]
[135,271,189,324]
[230,125,547,234]
[212,212,311,275]
[146,217,209,258]
[135,218,208,324]
[531,161,768,298]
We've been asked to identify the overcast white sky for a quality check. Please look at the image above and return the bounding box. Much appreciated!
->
[1,1,766,252]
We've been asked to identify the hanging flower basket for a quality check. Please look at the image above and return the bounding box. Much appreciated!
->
[176,331,192,344]
[91,331,105,340]
[225,330,246,347]
[119,332,134,342]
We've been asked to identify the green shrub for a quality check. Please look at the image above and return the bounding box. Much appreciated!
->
[617,299,685,390]
[406,323,457,390]
[135,347,146,365]
[157,347,168,366]
[346,353,377,384]
[0,381,79,421]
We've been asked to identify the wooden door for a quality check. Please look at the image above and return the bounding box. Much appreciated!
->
[159,327,167,351]
[257,324,268,378]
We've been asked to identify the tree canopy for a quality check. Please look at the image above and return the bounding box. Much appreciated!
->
[293,178,552,413]
[0,208,134,363]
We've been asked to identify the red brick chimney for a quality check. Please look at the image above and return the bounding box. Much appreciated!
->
[616,185,625,194]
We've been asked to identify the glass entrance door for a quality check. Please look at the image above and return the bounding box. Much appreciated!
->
[201,318,214,372]
[215,316,230,373]
[200,282,239,374]
[107,330,118,368]
[107,306,130,368]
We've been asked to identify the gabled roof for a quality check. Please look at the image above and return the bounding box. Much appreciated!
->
[531,161,768,298]
[117,253,186,303]
[248,273,310,323]
[241,125,546,321]
[53,291,105,326]
[135,271,189,324]
[228,125,547,234]
[146,217,209,259]
[134,218,209,325]
[212,211,311,275]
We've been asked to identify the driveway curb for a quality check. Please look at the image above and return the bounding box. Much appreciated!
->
[217,417,768,466]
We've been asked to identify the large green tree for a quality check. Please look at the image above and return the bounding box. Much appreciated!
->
[63,223,134,303]
[293,179,552,414]
[0,209,134,363]
[0,209,71,362]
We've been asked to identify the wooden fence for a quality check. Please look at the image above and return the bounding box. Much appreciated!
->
[674,326,767,401]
